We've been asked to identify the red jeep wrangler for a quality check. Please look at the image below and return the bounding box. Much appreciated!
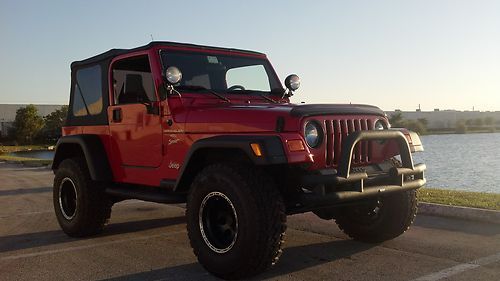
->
[52,41,426,279]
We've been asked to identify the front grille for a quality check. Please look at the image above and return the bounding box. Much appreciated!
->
[324,118,373,166]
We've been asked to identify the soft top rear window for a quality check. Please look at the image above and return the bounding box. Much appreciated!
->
[72,65,103,117]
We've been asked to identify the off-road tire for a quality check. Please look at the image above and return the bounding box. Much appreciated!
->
[186,163,286,280]
[335,159,418,243]
[53,158,112,237]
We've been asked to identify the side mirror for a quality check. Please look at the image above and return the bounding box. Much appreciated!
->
[285,74,300,92]
[164,66,182,84]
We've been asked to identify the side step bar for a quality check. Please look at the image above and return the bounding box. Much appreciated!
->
[105,185,186,204]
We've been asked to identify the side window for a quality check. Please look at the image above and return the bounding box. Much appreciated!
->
[72,65,103,117]
[226,65,270,91]
[112,55,156,105]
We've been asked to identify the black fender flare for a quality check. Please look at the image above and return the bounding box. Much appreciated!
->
[52,134,113,181]
[172,135,287,191]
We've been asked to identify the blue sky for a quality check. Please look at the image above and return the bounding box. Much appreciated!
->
[1,0,499,111]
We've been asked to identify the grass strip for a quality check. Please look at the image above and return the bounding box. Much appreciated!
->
[418,187,500,211]
[0,155,52,166]
[0,145,51,153]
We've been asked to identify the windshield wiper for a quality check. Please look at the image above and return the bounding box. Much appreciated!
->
[176,85,230,103]
[226,89,278,104]
[259,93,277,103]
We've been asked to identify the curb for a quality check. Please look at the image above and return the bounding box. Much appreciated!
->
[418,202,500,224]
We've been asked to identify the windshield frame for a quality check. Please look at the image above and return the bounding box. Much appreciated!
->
[159,49,284,96]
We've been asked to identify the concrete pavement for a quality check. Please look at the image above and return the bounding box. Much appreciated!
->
[0,162,498,280]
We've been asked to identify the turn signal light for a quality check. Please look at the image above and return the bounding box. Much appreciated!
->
[287,140,305,152]
[250,143,263,157]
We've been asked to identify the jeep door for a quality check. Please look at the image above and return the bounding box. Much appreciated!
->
[108,54,163,168]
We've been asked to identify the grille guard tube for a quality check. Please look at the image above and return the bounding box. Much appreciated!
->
[338,130,415,178]
[295,130,426,213]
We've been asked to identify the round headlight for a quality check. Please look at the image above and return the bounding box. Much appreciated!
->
[374,119,387,130]
[304,121,323,148]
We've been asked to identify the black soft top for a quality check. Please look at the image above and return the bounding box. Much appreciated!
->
[71,41,265,69]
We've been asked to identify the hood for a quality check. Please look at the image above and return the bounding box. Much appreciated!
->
[185,103,294,133]
[289,104,385,117]
[184,102,385,133]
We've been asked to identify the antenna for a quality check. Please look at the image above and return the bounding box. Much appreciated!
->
[150,34,154,41]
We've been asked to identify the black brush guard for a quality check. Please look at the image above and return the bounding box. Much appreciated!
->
[294,130,426,213]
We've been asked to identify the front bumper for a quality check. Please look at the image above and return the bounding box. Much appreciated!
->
[294,130,426,212]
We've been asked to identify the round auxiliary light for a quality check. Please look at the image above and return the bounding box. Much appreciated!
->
[165,66,182,84]
[304,121,323,148]
[285,74,301,91]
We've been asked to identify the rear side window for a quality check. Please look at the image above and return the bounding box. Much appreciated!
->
[72,65,103,116]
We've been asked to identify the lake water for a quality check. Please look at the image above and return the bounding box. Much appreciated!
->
[412,133,500,194]
[9,150,55,160]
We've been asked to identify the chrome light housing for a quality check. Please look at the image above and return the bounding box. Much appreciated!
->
[164,66,182,84]
[304,121,323,148]
[374,119,387,130]
[285,74,300,91]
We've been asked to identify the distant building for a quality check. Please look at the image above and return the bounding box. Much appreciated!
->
[386,109,500,130]
[0,104,64,137]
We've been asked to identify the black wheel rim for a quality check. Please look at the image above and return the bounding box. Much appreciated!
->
[199,191,238,253]
[59,177,78,220]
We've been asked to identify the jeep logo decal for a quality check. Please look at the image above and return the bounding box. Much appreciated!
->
[168,161,180,170]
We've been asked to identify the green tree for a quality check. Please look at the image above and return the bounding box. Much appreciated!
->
[405,120,427,135]
[10,105,44,144]
[389,112,404,127]
[417,118,428,127]
[40,105,68,141]
[474,118,484,127]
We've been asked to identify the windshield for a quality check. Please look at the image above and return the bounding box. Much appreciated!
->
[161,51,283,94]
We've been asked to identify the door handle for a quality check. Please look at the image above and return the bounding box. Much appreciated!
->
[112,108,122,122]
